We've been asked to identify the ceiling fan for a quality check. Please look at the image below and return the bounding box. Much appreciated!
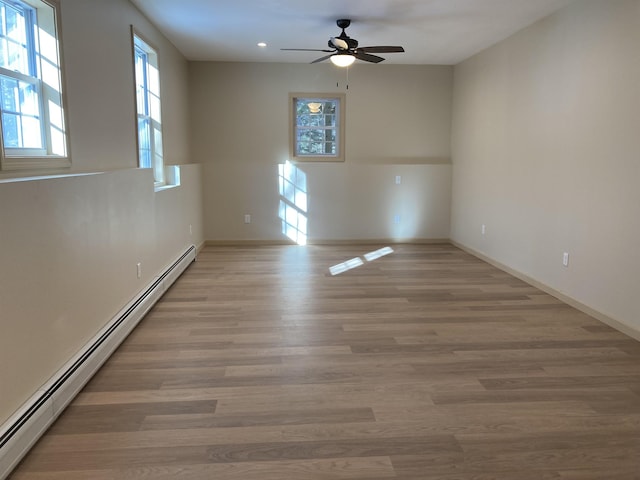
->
[281,19,405,67]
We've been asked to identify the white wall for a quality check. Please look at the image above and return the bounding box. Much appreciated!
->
[189,62,453,242]
[0,0,202,425]
[451,0,640,334]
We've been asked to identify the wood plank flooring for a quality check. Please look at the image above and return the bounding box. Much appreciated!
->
[9,244,640,479]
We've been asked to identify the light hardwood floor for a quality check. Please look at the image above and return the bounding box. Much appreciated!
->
[9,244,640,479]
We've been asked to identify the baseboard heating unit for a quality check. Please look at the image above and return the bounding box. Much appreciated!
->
[0,245,197,479]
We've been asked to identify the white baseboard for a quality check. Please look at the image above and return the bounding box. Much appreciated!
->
[451,240,640,343]
[0,245,197,480]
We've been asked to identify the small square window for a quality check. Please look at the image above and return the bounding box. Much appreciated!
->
[290,93,345,162]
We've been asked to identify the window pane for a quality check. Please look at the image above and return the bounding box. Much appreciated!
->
[1,4,29,75]
[0,0,69,163]
[134,51,147,113]
[7,38,27,72]
[0,74,41,149]
[0,38,6,67]
[0,76,17,111]
[293,95,342,159]
[6,6,26,42]
[2,112,18,147]
[19,81,38,115]
[138,116,151,168]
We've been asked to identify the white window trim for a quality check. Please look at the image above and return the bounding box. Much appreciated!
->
[0,0,71,172]
[131,27,165,187]
[289,92,346,163]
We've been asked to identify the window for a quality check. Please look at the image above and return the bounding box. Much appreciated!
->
[132,30,164,185]
[0,0,69,171]
[290,93,345,162]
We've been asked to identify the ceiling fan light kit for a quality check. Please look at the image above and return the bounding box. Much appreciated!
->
[330,54,355,67]
[282,18,405,67]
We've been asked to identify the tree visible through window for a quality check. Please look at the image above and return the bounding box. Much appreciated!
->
[290,93,345,162]
[0,0,69,170]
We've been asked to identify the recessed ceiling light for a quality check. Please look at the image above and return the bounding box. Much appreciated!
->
[257,42,267,48]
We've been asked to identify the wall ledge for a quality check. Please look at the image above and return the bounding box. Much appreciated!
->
[0,172,103,184]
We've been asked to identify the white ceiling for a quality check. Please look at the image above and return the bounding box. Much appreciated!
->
[130,0,576,65]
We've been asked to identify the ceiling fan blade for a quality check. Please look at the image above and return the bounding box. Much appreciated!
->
[310,54,334,64]
[353,51,385,63]
[281,48,335,52]
[359,46,405,53]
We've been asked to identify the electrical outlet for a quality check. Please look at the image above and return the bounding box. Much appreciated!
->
[136,262,142,279]
[395,175,402,185]
[189,224,192,235]
[394,214,401,224]
[481,224,486,235]
[562,252,569,267]
[244,214,251,224]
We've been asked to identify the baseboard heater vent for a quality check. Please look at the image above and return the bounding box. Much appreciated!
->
[0,245,197,480]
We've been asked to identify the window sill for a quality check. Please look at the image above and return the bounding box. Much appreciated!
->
[153,165,182,192]
[1,156,71,172]
[292,156,345,163]
[154,183,180,193]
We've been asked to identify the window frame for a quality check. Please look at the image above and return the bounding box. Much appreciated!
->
[0,0,71,172]
[289,92,345,163]
[131,28,165,186]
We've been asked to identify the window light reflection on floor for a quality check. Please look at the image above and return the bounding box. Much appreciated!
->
[329,257,364,276]
[364,246,394,262]
[329,247,395,276]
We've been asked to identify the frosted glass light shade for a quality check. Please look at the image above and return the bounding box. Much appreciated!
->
[330,54,355,67]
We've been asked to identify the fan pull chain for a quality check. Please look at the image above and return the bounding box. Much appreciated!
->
[336,68,350,90]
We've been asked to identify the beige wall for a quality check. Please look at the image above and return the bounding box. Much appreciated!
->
[451,0,640,332]
[6,0,638,431]
[0,0,202,424]
[60,0,191,171]
[189,62,453,242]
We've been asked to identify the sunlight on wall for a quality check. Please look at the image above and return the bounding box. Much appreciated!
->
[329,247,394,276]
[278,161,308,245]
[38,25,67,156]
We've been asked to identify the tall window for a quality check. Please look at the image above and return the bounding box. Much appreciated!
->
[0,0,69,171]
[132,31,164,185]
[290,93,345,162]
